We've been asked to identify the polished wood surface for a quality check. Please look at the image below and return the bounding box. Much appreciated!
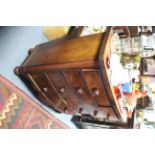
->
[99,27,125,120]
[15,27,127,123]
[23,33,104,67]
[83,71,110,107]
[113,26,130,38]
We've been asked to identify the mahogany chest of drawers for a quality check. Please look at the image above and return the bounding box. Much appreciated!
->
[14,27,127,123]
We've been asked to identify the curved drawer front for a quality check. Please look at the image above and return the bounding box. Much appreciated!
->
[83,71,110,107]
[65,71,96,115]
[28,73,66,112]
[47,72,80,114]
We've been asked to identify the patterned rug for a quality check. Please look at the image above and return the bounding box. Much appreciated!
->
[0,75,69,129]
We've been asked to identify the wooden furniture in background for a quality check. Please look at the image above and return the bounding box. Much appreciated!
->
[113,26,140,38]
[113,26,130,38]
[128,26,139,37]
[72,109,135,129]
[140,55,155,77]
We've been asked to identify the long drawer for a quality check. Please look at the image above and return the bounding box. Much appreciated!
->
[27,73,72,113]
[47,72,81,114]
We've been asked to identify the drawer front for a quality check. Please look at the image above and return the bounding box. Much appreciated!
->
[47,72,80,114]
[28,73,67,112]
[37,93,66,113]
[97,107,118,121]
[65,71,95,115]
[83,71,110,106]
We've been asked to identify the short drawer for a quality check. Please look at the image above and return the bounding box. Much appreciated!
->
[83,71,110,106]
[65,71,95,114]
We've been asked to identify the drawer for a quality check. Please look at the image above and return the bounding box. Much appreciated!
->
[65,71,95,114]
[83,71,110,106]
[37,92,67,113]
[28,73,67,112]
[47,72,80,113]
[97,107,118,121]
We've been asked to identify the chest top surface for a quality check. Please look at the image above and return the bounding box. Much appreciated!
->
[23,33,104,67]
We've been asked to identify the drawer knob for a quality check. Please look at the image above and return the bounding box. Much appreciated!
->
[93,110,98,116]
[92,88,100,96]
[106,112,111,119]
[59,87,65,93]
[79,107,83,114]
[64,107,69,113]
[43,87,48,92]
[76,87,84,94]
[64,107,72,114]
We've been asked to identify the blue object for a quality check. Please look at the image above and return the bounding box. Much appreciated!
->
[122,83,132,93]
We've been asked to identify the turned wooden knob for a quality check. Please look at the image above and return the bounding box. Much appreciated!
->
[59,87,65,93]
[106,112,111,119]
[28,48,34,55]
[93,110,98,116]
[106,57,110,68]
[76,87,84,94]
[14,66,20,75]
[43,87,48,92]
[78,107,83,114]
[64,107,72,114]
[92,88,100,96]
[64,107,68,113]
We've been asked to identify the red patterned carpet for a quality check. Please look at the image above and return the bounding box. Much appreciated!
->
[0,75,69,129]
